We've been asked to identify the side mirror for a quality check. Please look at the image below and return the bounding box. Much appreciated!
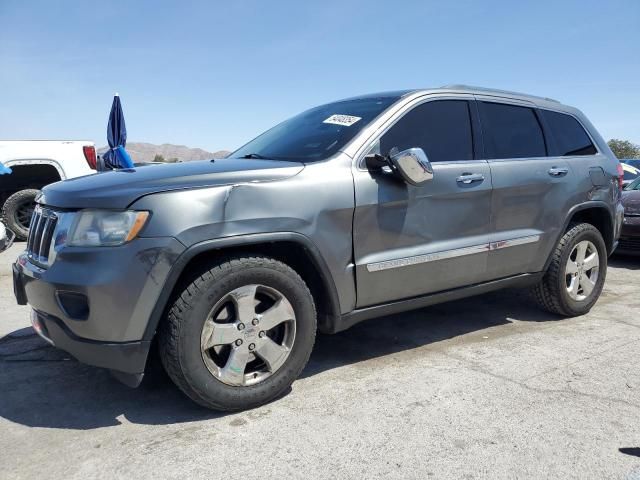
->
[389,148,433,186]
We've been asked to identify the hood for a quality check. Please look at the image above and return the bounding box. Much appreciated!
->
[40,158,304,209]
[622,190,640,215]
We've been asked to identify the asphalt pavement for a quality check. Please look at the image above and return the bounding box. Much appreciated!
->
[1,242,639,479]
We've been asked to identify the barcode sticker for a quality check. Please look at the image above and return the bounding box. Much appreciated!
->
[323,114,362,127]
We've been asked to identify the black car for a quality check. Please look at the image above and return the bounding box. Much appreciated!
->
[618,177,640,254]
[622,159,640,169]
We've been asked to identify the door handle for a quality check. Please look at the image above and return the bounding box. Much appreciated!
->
[548,167,569,177]
[456,173,485,184]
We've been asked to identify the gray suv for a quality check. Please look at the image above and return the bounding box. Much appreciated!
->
[13,86,624,411]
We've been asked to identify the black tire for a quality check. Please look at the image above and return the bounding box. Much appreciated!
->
[158,255,317,411]
[532,223,607,316]
[2,189,39,240]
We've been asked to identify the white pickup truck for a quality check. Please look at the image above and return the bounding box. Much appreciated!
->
[0,140,97,239]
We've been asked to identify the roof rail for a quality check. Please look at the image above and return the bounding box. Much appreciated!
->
[440,84,561,104]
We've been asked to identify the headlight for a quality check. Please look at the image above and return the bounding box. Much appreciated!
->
[67,210,149,247]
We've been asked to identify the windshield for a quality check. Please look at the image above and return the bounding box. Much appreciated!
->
[230,96,402,161]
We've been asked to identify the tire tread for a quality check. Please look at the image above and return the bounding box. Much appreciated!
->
[2,189,40,240]
[159,255,316,411]
[532,222,606,317]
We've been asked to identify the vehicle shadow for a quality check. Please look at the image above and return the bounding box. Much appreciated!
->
[610,254,640,270]
[0,289,557,430]
[619,447,640,458]
[0,328,221,430]
[303,288,557,378]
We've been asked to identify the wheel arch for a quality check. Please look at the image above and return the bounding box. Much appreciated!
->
[143,232,342,341]
[2,159,65,181]
[0,161,64,203]
[564,202,615,254]
[544,202,615,272]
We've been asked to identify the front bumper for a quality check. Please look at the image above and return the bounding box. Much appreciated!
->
[12,236,185,379]
[617,215,640,253]
[30,309,149,385]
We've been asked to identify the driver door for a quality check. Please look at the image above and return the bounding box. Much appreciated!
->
[352,98,493,307]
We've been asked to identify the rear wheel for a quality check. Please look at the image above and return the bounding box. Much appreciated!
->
[2,189,39,240]
[159,255,316,411]
[532,223,607,316]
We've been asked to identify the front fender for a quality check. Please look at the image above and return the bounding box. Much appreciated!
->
[141,232,342,340]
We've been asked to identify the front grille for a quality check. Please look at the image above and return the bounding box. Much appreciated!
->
[27,206,58,267]
[618,236,640,251]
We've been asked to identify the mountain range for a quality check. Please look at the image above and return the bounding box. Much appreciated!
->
[98,142,230,163]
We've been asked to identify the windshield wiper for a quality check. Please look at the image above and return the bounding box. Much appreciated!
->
[241,153,267,159]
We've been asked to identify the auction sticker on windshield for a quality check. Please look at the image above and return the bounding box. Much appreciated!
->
[323,114,362,126]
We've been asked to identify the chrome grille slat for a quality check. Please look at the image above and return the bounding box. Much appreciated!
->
[26,212,38,253]
[32,212,45,259]
[35,215,47,260]
[26,206,58,268]
[39,217,52,258]
[41,217,56,257]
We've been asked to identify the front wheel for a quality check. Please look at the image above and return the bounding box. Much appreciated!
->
[532,223,607,316]
[159,255,317,411]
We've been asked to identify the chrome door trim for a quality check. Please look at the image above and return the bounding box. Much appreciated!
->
[489,235,540,251]
[366,244,488,272]
[365,234,540,273]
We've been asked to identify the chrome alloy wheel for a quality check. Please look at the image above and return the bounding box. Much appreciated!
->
[565,240,599,301]
[200,284,296,386]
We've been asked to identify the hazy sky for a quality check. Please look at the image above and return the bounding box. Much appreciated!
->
[1,0,638,152]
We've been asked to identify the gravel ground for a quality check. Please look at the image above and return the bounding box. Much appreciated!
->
[1,242,639,480]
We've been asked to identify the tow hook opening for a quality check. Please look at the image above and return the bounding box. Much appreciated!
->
[30,310,53,345]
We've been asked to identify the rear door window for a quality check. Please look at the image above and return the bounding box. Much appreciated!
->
[380,100,474,162]
[542,110,597,156]
[478,102,546,159]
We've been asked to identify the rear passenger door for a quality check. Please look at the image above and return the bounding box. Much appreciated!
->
[476,98,572,278]
[540,108,602,198]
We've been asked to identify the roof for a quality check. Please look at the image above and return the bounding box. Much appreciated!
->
[342,84,580,115]
[336,90,416,101]
[342,85,564,107]
[436,84,561,103]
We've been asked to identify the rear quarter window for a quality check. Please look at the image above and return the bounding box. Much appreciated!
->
[542,110,597,156]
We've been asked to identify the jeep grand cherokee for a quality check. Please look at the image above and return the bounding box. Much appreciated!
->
[13,85,624,410]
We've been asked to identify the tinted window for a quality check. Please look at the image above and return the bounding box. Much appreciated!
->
[231,96,400,161]
[626,177,640,190]
[379,100,473,162]
[543,110,597,156]
[627,159,640,169]
[479,102,546,159]
[624,169,639,181]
